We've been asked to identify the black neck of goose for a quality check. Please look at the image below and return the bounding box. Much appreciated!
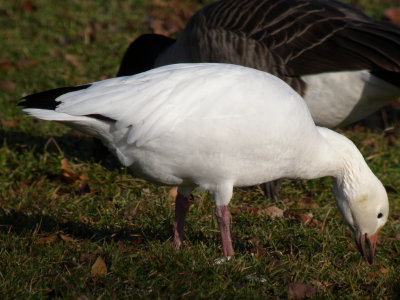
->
[370,70,400,88]
[117,34,176,77]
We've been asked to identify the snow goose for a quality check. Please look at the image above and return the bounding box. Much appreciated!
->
[118,0,400,128]
[21,63,389,264]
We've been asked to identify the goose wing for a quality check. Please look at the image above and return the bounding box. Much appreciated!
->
[22,64,301,147]
[180,0,400,94]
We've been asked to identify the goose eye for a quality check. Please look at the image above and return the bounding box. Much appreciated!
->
[377,213,383,219]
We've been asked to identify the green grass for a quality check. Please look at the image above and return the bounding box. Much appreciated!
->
[1,0,400,298]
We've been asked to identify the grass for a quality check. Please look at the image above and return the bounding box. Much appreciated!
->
[1,0,400,298]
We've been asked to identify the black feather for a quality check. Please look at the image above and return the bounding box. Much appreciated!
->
[371,70,400,87]
[19,85,91,110]
[117,34,175,77]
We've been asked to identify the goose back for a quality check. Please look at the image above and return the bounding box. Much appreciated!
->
[155,0,400,95]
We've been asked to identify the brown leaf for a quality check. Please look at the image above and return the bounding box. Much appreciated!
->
[0,80,16,93]
[148,19,170,36]
[16,58,43,70]
[91,256,107,277]
[59,233,76,243]
[68,130,85,138]
[384,7,400,24]
[360,137,378,151]
[99,74,109,80]
[147,0,195,36]
[60,158,88,189]
[35,233,58,245]
[293,213,321,228]
[296,213,312,224]
[76,295,90,300]
[0,58,13,72]
[380,267,388,275]
[396,233,400,241]
[169,186,178,200]
[60,158,80,183]
[297,197,319,209]
[1,119,18,128]
[80,253,92,263]
[309,279,333,292]
[65,53,82,67]
[249,238,267,259]
[21,1,37,12]
[288,282,316,299]
[263,206,284,219]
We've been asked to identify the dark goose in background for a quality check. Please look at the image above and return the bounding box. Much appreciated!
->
[118,0,400,128]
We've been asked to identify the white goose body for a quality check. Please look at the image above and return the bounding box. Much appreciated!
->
[24,64,333,189]
[303,70,400,127]
[21,63,388,263]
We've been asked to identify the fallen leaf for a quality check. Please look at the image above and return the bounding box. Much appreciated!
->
[263,206,284,219]
[76,174,90,194]
[35,233,58,245]
[360,137,378,150]
[310,280,333,292]
[285,211,321,227]
[76,295,90,300]
[297,197,319,209]
[384,7,400,24]
[288,282,316,299]
[0,58,13,72]
[296,213,312,224]
[380,267,388,275]
[17,58,43,70]
[65,53,82,67]
[80,253,92,263]
[59,233,76,243]
[249,238,267,259]
[60,158,80,183]
[169,186,178,199]
[21,0,37,12]
[60,158,88,188]
[99,74,109,80]
[67,130,85,138]
[396,233,400,241]
[91,256,107,277]
[269,259,282,267]
[1,119,18,128]
[0,80,16,93]
[147,0,195,36]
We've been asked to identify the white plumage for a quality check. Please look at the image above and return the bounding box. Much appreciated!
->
[22,63,388,263]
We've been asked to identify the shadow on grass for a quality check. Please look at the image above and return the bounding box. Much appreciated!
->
[0,128,121,170]
[0,208,173,245]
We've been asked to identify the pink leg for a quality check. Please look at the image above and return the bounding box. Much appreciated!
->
[173,192,191,248]
[215,205,234,257]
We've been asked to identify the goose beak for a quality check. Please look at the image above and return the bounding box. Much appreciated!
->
[355,229,380,264]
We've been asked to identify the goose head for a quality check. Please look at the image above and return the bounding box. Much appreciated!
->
[333,171,388,264]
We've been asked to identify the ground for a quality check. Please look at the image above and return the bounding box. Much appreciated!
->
[1,0,400,298]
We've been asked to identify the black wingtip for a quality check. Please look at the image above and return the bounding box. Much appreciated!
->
[19,84,91,110]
